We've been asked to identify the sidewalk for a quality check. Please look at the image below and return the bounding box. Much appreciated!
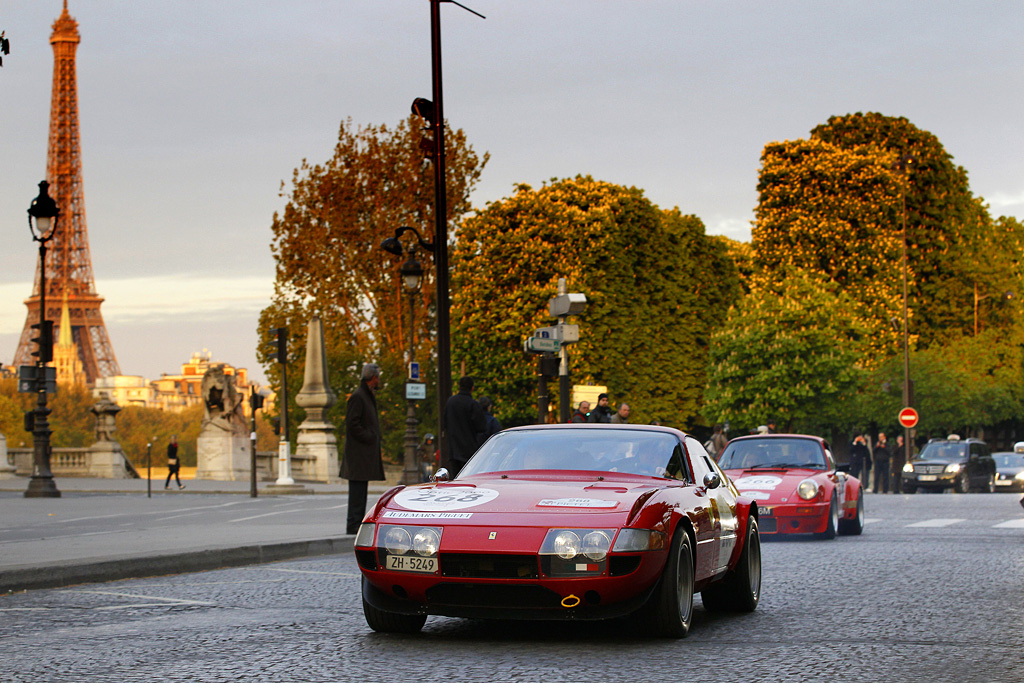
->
[0,474,400,594]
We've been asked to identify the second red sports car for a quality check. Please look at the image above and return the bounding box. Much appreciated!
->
[717,434,864,539]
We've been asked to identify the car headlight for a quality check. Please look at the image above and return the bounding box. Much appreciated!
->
[552,530,582,560]
[611,528,667,552]
[412,528,441,557]
[354,523,376,547]
[945,463,962,473]
[903,463,914,473]
[540,529,619,560]
[797,479,820,500]
[383,526,412,555]
[582,531,612,561]
[1015,472,1024,481]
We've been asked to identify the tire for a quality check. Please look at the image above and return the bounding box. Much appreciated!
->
[361,580,427,634]
[984,473,996,493]
[702,516,761,612]
[644,527,695,638]
[816,494,838,540]
[956,472,971,494]
[838,489,865,536]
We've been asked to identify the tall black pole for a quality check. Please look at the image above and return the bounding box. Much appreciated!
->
[429,0,453,467]
[26,243,59,498]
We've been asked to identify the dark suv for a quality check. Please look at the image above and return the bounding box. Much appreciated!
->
[901,437,996,493]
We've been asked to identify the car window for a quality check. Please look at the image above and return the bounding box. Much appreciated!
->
[458,429,684,478]
[918,442,967,461]
[717,437,826,470]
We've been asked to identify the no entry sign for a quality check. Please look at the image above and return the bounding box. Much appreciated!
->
[898,407,919,429]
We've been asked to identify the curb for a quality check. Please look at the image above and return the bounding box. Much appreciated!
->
[0,536,355,594]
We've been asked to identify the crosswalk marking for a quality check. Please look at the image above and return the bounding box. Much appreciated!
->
[906,518,965,528]
[992,518,1024,529]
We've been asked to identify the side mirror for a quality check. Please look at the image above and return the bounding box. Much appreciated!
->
[431,468,450,483]
[703,471,721,489]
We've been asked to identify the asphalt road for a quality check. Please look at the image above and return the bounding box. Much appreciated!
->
[2,493,1022,682]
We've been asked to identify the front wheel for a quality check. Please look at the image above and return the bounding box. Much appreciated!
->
[816,494,838,539]
[362,579,427,634]
[838,490,865,536]
[702,516,761,612]
[984,473,996,493]
[645,528,694,638]
[956,472,971,494]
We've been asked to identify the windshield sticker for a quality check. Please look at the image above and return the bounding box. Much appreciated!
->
[537,498,619,508]
[382,510,473,519]
[733,475,783,490]
[394,487,499,511]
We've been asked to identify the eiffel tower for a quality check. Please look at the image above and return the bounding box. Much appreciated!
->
[14,1,120,383]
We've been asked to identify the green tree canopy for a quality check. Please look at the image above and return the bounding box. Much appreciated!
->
[451,176,741,428]
[704,270,867,434]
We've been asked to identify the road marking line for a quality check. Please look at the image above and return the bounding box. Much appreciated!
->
[72,590,213,606]
[993,518,1024,528]
[906,518,965,527]
[228,509,310,523]
[863,518,882,524]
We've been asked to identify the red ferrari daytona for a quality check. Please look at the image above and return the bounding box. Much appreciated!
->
[355,424,761,638]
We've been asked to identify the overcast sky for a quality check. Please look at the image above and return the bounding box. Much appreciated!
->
[2,1,1022,385]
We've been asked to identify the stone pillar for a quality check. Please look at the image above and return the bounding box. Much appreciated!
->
[195,365,251,481]
[87,394,131,478]
[295,316,339,482]
[0,433,16,479]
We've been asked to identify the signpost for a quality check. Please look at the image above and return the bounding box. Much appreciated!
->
[898,406,919,429]
[18,365,56,394]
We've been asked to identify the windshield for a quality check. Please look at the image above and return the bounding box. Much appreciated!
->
[718,437,827,470]
[917,442,967,462]
[458,429,688,480]
[994,453,1024,468]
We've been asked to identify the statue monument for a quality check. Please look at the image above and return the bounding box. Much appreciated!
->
[295,316,339,482]
[87,393,133,477]
[195,365,250,481]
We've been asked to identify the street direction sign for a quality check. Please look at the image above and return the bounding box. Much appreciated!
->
[405,382,426,400]
[548,292,587,318]
[898,406,919,429]
[524,337,561,353]
[533,324,579,343]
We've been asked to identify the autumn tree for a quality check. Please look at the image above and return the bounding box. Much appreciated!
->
[259,116,488,461]
[451,176,742,428]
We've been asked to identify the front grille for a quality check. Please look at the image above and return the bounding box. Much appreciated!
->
[426,583,562,609]
[440,553,539,579]
[914,464,946,474]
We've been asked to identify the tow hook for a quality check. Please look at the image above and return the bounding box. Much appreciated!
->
[561,594,581,608]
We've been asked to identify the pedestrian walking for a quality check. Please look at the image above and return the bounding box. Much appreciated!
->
[341,363,385,535]
[444,376,486,477]
[892,434,907,492]
[873,432,891,494]
[570,401,590,423]
[610,402,630,424]
[164,435,184,490]
[586,393,613,423]
[849,434,869,481]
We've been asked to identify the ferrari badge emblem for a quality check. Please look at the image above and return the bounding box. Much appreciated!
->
[488,531,497,540]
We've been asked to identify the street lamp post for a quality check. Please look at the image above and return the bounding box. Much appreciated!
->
[25,180,61,499]
[401,252,424,485]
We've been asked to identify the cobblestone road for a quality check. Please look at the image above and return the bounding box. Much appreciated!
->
[2,493,1022,682]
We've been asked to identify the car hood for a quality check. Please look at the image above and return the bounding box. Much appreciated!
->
[724,468,827,503]
[376,475,666,525]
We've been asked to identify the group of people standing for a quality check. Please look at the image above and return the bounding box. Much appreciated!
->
[570,393,631,424]
[848,431,908,493]
[340,366,501,534]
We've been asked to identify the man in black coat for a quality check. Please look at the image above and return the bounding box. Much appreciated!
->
[341,363,384,534]
[445,376,486,477]
[587,393,612,423]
